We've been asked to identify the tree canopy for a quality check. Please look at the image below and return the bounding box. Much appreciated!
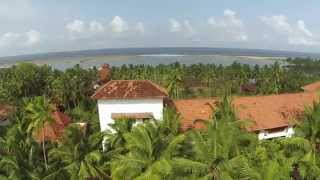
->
[1,58,320,179]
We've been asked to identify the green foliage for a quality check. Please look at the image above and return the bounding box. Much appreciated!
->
[111,121,186,179]
[1,59,320,179]
[0,112,45,179]
[1,59,319,104]
[46,125,109,179]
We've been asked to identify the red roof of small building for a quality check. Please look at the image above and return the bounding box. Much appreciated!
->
[98,64,112,85]
[34,111,71,142]
[174,92,319,132]
[302,81,320,92]
[91,80,168,99]
[0,105,14,122]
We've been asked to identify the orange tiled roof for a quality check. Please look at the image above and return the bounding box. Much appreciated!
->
[174,98,218,131]
[302,81,320,92]
[91,80,168,99]
[174,92,320,132]
[34,111,71,142]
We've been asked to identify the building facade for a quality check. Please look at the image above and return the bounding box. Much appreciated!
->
[92,79,320,140]
[92,80,168,131]
[97,98,164,131]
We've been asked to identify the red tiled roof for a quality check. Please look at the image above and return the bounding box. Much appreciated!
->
[174,98,217,131]
[302,81,320,92]
[91,80,168,99]
[34,111,71,142]
[174,92,319,132]
[0,105,14,122]
[111,112,154,120]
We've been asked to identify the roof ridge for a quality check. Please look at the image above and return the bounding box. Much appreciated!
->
[145,80,169,96]
[91,79,169,99]
[91,80,114,99]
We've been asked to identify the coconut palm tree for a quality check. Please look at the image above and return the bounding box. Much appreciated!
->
[111,122,186,179]
[170,96,258,179]
[175,121,258,179]
[295,102,320,159]
[0,115,44,179]
[46,124,109,179]
[166,69,184,99]
[293,102,320,178]
[103,120,135,156]
[25,96,54,170]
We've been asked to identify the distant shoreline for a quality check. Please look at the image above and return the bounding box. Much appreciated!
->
[0,47,318,63]
[0,54,286,70]
[20,54,286,64]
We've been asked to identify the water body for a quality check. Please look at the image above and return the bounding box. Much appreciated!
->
[1,47,313,70]
[23,55,284,70]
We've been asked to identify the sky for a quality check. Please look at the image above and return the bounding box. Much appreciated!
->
[1,0,320,56]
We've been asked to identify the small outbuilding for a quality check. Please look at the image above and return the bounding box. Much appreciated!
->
[0,105,14,126]
[33,110,71,143]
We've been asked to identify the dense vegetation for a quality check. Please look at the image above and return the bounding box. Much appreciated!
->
[1,58,320,179]
[1,58,319,104]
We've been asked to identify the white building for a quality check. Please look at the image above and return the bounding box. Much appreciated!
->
[92,78,319,141]
[91,80,168,132]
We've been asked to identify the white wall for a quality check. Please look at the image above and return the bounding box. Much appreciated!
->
[258,126,294,140]
[97,98,164,132]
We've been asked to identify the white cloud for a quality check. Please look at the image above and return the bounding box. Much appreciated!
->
[184,20,196,35]
[169,18,181,32]
[64,17,140,40]
[296,20,312,37]
[208,9,244,28]
[224,9,236,17]
[66,20,104,34]
[135,22,145,33]
[89,21,104,33]
[208,9,248,41]
[0,32,20,47]
[25,30,41,46]
[260,15,318,46]
[260,15,292,34]
[169,19,196,36]
[110,16,128,33]
[0,30,41,48]
[66,20,85,34]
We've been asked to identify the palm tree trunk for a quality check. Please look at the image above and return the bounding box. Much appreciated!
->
[313,144,316,164]
[42,124,48,170]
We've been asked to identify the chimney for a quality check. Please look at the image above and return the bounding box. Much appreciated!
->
[98,64,111,85]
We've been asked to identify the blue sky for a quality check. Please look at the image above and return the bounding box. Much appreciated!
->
[0,0,320,56]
